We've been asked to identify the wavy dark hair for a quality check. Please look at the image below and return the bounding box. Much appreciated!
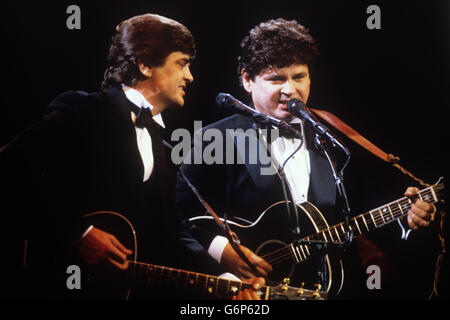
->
[238,18,319,84]
[102,14,195,90]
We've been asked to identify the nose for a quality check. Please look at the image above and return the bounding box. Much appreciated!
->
[184,66,194,83]
[280,80,295,96]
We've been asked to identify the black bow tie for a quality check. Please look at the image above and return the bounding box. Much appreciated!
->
[128,102,155,128]
[254,122,302,143]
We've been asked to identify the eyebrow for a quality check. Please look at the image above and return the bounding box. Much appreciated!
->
[265,72,308,80]
[265,74,286,80]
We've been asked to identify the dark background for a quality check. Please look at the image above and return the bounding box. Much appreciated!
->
[1,0,449,300]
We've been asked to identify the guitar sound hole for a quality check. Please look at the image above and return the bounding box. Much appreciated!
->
[255,240,294,285]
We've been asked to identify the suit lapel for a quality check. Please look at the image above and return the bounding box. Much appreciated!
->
[103,87,145,183]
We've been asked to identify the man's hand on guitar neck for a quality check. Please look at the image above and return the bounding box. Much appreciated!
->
[404,187,437,230]
[221,242,272,280]
[77,227,133,270]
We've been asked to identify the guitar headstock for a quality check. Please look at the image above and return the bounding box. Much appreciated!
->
[267,279,327,300]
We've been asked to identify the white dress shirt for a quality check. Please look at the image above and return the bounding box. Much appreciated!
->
[123,87,165,182]
[268,119,311,204]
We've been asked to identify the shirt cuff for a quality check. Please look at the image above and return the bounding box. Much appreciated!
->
[218,272,241,281]
[81,225,94,239]
[208,235,229,263]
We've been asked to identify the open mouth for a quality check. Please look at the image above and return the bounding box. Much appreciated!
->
[278,101,289,110]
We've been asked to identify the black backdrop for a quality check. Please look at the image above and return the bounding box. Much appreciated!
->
[1,0,449,300]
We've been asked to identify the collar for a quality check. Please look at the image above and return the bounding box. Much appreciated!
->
[122,86,165,128]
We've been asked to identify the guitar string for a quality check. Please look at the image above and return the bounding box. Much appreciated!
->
[260,186,442,266]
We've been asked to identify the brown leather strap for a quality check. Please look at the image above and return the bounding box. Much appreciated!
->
[310,108,399,163]
[310,108,430,187]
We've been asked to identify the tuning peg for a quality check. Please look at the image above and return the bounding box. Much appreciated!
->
[280,278,290,292]
[296,282,305,296]
[313,283,322,299]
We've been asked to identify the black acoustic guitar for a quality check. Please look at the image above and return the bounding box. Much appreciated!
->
[187,179,444,296]
[80,211,327,300]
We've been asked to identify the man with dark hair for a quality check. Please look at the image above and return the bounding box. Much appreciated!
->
[2,13,263,299]
[176,18,436,298]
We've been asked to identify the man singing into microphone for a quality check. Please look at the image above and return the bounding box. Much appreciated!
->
[176,18,437,298]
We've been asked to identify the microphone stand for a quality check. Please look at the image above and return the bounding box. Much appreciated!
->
[291,133,352,289]
[251,114,303,240]
[313,134,353,248]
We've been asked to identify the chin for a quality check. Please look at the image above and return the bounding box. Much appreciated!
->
[168,98,185,109]
[176,96,185,107]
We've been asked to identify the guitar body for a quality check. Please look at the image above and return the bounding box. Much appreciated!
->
[188,201,344,296]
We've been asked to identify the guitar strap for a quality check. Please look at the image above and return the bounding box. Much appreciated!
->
[310,108,446,300]
[310,108,431,188]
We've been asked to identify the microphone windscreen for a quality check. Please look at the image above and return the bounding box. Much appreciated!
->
[287,98,305,113]
[215,93,232,107]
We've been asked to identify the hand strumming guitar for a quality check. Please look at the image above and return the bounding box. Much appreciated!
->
[221,242,272,280]
[77,227,133,270]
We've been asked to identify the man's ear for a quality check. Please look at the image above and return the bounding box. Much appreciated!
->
[241,69,252,93]
[138,62,152,78]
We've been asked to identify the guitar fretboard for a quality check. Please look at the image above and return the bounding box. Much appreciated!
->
[126,261,270,299]
[289,182,444,263]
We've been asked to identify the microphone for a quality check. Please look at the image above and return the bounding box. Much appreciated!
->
[216,93,302,139]
[287,98,349,154]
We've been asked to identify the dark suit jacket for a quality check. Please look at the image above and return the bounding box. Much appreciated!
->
[2,87,221,298]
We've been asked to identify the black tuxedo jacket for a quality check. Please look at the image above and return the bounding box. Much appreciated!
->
[2,87,221,298]
[176,114,339,248]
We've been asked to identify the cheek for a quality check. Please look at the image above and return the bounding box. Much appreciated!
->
[303,86,310,101]
[257,83,278,102]
[302,80,311,96]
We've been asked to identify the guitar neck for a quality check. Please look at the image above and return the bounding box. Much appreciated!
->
[126,261,271,299]
[291,182,444,262]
